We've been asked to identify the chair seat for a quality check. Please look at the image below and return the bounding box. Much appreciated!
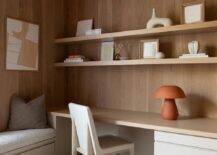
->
[99,135,131,149]
[99,135,134,154]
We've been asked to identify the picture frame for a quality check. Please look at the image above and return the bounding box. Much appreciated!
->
[140,39,159,59]
[100,41,114,61]
[114,42,129,60]
[181,0,205,24]
[6,17,39,71]
[76,19,93,37]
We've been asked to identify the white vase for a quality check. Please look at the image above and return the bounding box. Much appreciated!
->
[147,8,172,29]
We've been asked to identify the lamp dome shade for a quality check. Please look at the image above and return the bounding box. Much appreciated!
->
[154,85,186,99]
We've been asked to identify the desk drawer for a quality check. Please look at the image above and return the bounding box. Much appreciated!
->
[154,131,217,155]
[155,141,217,155]
[155,131,217,151]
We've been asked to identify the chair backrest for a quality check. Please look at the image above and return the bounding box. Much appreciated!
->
[68,103,101,155]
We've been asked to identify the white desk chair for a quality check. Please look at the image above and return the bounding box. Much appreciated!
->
[68,103,134,155]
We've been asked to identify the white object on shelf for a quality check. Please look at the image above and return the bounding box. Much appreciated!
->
[188,41,199,54]
[141,39,159,58]
[146,8,172,29]
[85,29,102,36]
[76,19,93,37]
[155,52,165,59]
[179,53,209,59]
[184,4,204,24]
[101,41,114,61]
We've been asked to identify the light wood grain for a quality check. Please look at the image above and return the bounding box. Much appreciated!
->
[0,0,67,131]
[66,0,217,119]
[50,108,217,139]
[55,58,217,67]
[55,21,217,44]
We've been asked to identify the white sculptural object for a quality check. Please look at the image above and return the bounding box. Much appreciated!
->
[188,41,199,54]
[147,9,172,29]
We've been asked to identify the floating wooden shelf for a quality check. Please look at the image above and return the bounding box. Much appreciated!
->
[54,57,217,67]
[55,21,217,44]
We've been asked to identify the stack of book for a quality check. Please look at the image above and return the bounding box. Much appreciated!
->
[179,53,209,59]
[64,55,86,63]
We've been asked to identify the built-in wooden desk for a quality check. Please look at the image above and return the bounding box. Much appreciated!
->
[50,108,217,139]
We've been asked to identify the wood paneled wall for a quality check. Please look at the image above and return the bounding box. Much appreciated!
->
[66,0,217,118]
[0,0,68,131]
[1,0,217,131]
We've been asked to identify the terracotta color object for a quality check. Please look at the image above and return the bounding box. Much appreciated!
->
[154,86,186,120]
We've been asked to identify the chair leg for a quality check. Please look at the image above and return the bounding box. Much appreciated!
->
[129,145,134,155]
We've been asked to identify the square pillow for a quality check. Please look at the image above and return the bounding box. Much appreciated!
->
[8,95,47,131]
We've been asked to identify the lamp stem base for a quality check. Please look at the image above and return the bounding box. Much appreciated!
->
[161,99,178,120]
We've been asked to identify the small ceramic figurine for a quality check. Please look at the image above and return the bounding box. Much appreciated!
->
[179,41,209,58]
[188,41,199,54]
[147,8,173,29]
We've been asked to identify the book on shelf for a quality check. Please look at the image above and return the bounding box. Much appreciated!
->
[64,58,84,63]
[64,54,86,63]
[179,53,209,59]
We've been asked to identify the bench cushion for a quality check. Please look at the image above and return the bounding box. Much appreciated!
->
[0,128,55,154]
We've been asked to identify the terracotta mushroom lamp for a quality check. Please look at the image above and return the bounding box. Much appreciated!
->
[154,86,186,120]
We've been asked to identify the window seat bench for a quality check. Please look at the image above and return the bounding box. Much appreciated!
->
[0,128,55,155]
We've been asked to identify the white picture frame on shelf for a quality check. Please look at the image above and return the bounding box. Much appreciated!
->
[100,41,114,61]
[140,39,159,59]
[181,0,205,24]
[76,19,93,37]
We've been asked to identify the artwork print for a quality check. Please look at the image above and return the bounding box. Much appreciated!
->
[6,17,39,70]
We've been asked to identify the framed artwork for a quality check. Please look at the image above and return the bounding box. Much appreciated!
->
[100,41,114,61]
[76,19,93,37]
[181,0,205,24]
[6,17,39,71]
[114,42,129,60]
[140,39,159,59]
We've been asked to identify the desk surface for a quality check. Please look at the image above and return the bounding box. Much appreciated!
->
[50,108,217,139]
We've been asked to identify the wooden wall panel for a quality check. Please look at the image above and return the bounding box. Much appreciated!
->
[41,0,68,109]
[0,0,67,131]
[66,0,217,118]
